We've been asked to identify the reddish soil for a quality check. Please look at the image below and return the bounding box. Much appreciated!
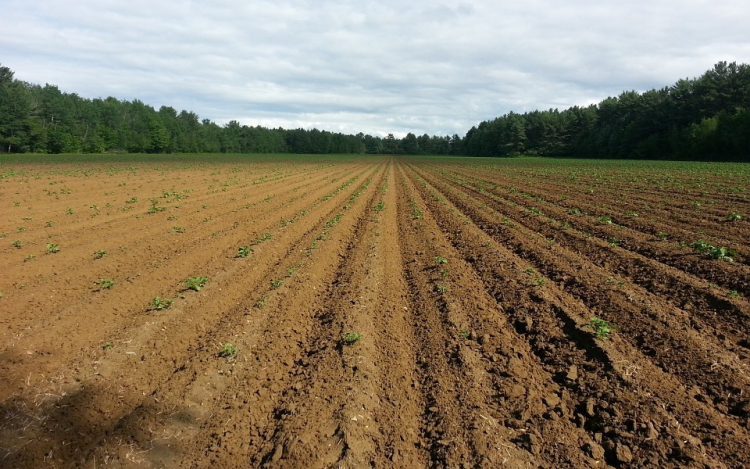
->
[1,155,748,468]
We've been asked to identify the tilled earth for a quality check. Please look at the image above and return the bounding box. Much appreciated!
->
[1,155,748,468]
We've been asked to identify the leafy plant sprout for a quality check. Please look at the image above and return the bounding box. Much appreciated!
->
[655,232,669,241]
[342,332,362,346]
[727,212,742,221]
[102,341,113,350]
[270,279,283,289]
[149,296,173,310]
[94,250,108,259]
[219,343,238,358]
[12,239,22,249]
[46,243,60,253]
[185,276,208,291]
[95,279,115,290]
[433,256,448,265]
[585,317,619,340]
[236,246,253,258]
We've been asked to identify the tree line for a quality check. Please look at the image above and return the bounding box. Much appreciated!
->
[1,62,748,160]
[464,61,750,161]
[0,64,463,156]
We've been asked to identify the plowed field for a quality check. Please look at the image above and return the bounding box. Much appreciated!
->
[1,155,749,468]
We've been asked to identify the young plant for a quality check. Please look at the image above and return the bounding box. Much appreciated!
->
[236,246,253,258]
[433,256,448,265]
[609,237,621,247]
[149,296,173,310]
[584,317,618,340]
[597,215,613,225]
[727,212,742,222]
[270,279,283,289]
[94,250,108,259]
[171,226,186,233]
[46,243,60,253]
[219,343,238,358]
[707,246,737,262]
[435,283,449,294]
[185,276,208,291]
[655,232,669,241]
[102,341,114,350]
[95,279,115,290]
[11,239,22,249]
[342,332,362,346]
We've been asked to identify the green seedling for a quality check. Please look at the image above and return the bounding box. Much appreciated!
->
[149,296,173,310]
[439,268,449,278]
[435,283,449,294]
[46,243,60,253]
[24,255,35,262]
[460,328,470,340]
[373,202,386,212]
[727,212,742,222]
[95,279,115,290]
[94,250,108,259]
[12,239,22,249]
[185,276,208,291]
[270,279,283,289]
[534,277,545,286]
[433,256,448,265]
[236,246,253,258]
[45,221,54,227]
[342,332,362,346]
[66,208,74,215]
[597,215,613,224]
[655,232,669,241]
[707,246,737,262]
[255,294,267,308]
[585,317,618,340]
[728,290,739,299]
[171,226,185,233]
[609,237,621,247]
[219,343,238,358]
[102,341,113,350]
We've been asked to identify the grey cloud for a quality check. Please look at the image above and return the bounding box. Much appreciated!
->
[2,0,749,138]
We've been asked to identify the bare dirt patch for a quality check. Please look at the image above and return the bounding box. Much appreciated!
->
[1,155,748,468]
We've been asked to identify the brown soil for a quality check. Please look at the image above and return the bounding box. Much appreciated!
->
[1,156,748,468]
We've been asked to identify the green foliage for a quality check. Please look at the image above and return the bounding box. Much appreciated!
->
[95,279,115,290]
[597,215,613,224]
[585,317,619,340]
[341,332,361,345]
[149,296,173,310]
[102,341,113,350]
[270,279,283,289]
[727,212,742,221]
[609,237,621,247]
[373,202,385,212]
[94,249,108,259]
[655,232,669,241]
[433,256,448,265]
[691,239,737,261]
[236,246,253,258]
[219,343,238,358]
[185,276,208,291]
[46,243,60,253]
[11,239,22,248]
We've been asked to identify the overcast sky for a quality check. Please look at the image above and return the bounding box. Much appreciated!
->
[2,0,749,137]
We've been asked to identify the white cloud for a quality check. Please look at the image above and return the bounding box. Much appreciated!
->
[2,0,749,137]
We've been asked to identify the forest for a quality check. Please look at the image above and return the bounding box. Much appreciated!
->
[0,62,748,160]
